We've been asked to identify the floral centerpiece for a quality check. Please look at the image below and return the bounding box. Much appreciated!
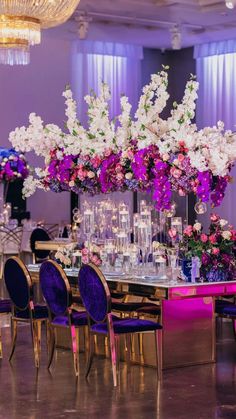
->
[0,148,29,182]
[9,67,236,212]
[180,215,236,281]
[55,243,102,268]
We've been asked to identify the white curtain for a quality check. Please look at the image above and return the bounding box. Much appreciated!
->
[195,42,236,224]
[71,40,143,210]
[71,40,143,124]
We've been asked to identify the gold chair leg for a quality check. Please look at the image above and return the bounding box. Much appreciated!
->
[70,325,79,376]
[46,321,51,358]
[138,333,144,356]
[125,333,132,370]
[85,333,94,378]
[109,331,118,387]
[9,319,17,362]
[0,327,2,359]
[48,326,56,370]
[155,329,163,382]
[31,321,40,368]
[36,321,42,359]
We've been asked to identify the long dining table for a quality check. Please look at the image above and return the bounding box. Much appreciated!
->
[28,264,236,370]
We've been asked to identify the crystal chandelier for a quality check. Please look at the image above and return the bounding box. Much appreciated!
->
[0,0,81,65]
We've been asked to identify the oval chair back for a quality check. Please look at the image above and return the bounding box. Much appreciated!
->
[30,227,51,261]
[4,256,32,311]
[40,260,72,318]
[78,263,111,323]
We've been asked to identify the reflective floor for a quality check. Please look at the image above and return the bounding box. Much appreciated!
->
[0,320,235,419]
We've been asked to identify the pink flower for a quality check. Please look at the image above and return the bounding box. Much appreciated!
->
[82,248,89,256]
[184,225,193,237]
[116,173,124,181]
[178,154,185,162]
[178,188,186,196]
[210,213,220,222]
[209,234,217,244]
[168,228,177,239]
[77,169,86,181]
[230,230,236,240]
[82,256,89,264]
[170,167,182,179]
[91,156,101,168]
[212,247,220,255]
[127,149,134,159]
[104,148,112,157]
[90,254,101,266]
[200,233,208,243]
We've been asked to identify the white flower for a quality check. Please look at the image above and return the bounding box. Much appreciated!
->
[222,231,232,240]
[219,219,228,227]
[193,222,201,232]
[125,172,133,180]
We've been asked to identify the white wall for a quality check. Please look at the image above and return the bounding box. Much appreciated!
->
[0,30,72,224]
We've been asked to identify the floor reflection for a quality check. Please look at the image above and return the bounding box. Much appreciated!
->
[0,321,235,418]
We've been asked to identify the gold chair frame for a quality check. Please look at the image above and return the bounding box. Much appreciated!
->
[41,260,88,377]
[5,256,49,368]
[81,263,163,387]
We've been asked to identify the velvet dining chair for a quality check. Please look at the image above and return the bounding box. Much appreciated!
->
[78,263,163,387]
[30,227,51,264]
[215,299,236,339]
[4,256,49,368]
[39,260,88,376]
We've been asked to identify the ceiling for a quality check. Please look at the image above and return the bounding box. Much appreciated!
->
[67,0,236,49]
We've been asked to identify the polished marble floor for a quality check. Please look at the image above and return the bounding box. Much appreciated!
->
[0,320,235,419]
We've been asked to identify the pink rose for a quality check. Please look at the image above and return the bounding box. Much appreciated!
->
[209,234,217,244]
[127,149,134,159]
[82,248,89,256]
[91,156,101,168]
[170,167,182,179]
[212,247,220,255]
[168,228,177,239]
[200,233,208,243]
[184,225,193,237]
[178,154,185,162]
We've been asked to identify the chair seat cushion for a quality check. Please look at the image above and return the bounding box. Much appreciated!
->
[52,310,88,327]
[215,300,236,315]
[91,318,162,335]
[0,299,11,313]
[15,304,48,320]
[111,301,160,313]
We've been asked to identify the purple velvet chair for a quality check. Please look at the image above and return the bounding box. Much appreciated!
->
[0,298,11,358]
[40,260,88,376]
[4,257,48,368]
[78,263,163,387]
[215,299,236,339]
[30,227,51,263]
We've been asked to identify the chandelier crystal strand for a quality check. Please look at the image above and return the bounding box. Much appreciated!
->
[0,0,80,65]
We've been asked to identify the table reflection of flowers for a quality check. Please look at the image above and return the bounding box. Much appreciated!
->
[55,243,102,269]
[180,215,236,281]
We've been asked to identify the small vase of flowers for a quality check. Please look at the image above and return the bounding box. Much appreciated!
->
[179,214,236,282]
